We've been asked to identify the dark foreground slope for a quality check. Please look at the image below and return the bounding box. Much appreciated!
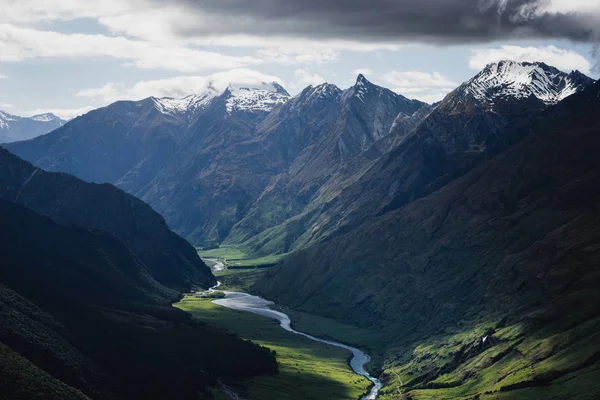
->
[0,199,277,400]
[0,147,214,290]
[255,82,600,398]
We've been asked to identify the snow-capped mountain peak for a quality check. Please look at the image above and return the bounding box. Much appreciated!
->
[30,113,61,122]
[352,74,376,101]
[0,110,65,143]
[224,82,290,113]
[308,83,342,101]
[152,90,219,117]
[0,111,17,129]
[462,60,595,106]
[152,82,290,117]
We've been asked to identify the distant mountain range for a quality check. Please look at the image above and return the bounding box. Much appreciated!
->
[0,111,65,143]
[5,61,594,256]
[2,60,600,399]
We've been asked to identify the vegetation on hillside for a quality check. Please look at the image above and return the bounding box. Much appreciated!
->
[176,296,371,400]
[254,81,600,398]
[0,199,277,399]
[0,147,214,291]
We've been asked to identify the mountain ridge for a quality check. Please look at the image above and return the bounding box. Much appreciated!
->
[254,78,600,400]
[0,110,65,143]
[4,63,594,255]
[453,60,595,112]
[0,147,214,290]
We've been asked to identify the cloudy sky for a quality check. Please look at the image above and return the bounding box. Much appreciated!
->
[1,0,599,119]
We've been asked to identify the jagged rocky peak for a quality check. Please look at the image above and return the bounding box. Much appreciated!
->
[352,74,377,99]
[280,83,342,114]
[461,60,595,106]
[355,73,372,86]
[313,82,342,96]
[151,81,291,117]
[304,83,342,102]
[346,74,426,110]
[151,88,220,117]
[224,81,290,113]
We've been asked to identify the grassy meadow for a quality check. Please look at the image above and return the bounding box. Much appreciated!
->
[198,246,284,291]
[198,246,288,267]
[175,296,371,400]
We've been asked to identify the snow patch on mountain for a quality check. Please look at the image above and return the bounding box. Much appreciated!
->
[0,110,65,143]
[463,61,594,106]
[226,85,289,113]
[308,83,342,101]
[152,82,290,116]
[30,113,60,122]
[152,90,219,117]
[225,82,290,113]
[354,74,370,103]
[0,111,16,129]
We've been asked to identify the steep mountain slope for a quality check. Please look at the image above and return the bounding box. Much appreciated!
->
[0,148,213,290]
[0,111,65,143]
[6,64,592,259]
[254,80,600,399]
[223,76,429,253]
[0,199,277,400]
[5,83,291,246]
[6,76,430,251]
[6,83,289,187]
[127,84,291,246]
[5,98,195,185]
[133,76,427,248]
[460,60,593,107]
[272,62,595,253]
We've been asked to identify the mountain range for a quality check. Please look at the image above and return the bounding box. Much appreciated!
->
[2,60,600,399]
[4,75,430,249]
[255,69,600,398]
[0,111,65,143]
[6,61,594,256]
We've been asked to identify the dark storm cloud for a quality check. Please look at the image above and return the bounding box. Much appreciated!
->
[167,0,599,44]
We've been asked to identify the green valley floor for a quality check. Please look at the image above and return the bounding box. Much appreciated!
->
[191,246,600,400]
[175,295,371,400]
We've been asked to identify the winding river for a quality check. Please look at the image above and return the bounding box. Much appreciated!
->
[209,282,382,400]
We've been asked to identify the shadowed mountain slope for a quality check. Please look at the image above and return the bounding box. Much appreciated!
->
[0,147,214,290]
[254,80,600,399]
[0,199,277,399]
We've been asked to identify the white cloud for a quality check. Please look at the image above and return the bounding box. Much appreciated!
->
[371,70,459,104]
[0,102,14,109]
[1,0,132,23]
[352,68,374,77]
[0,24,262,72]
[3,0,401,60]
[0,22,390,73]
[0,74,6,79]
[537,0,600,14]
[76,83,122,102]
[289,69,325,89]
[381,71,459,89]
[410,92,450,103]
[256,48,339,66]
[468,45,592,74]
[76,69,286,104]
[24,105,95,120]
